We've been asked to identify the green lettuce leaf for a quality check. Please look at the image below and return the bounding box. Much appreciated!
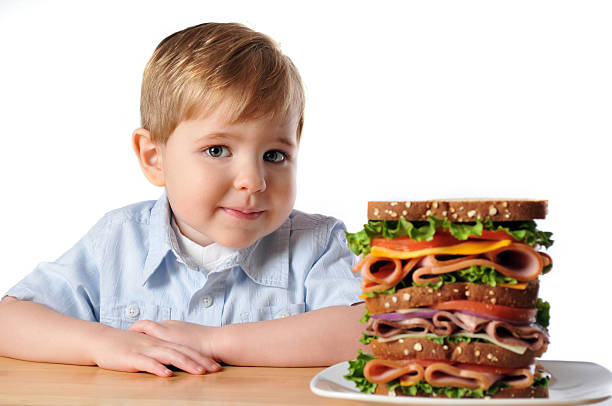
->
[345,216,553,256]
[360,333,376,345]
[412,265,517,290]
[360,307,371,323]
[344,350,377,393]
[536,298,551,330]
[387,379,510,398]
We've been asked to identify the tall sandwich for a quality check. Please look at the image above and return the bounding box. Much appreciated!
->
[344,199,553,398]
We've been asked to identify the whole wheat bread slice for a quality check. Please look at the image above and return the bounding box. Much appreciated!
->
[368,199,547,222]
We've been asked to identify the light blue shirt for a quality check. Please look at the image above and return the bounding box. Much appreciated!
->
[5,192,362,329]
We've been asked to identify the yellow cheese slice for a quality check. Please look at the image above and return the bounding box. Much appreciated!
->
[370,239,511,259]
[499,282,528,290]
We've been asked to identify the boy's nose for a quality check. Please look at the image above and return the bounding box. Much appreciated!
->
[233,163,267,193]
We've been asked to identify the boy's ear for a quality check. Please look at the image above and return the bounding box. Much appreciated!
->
[132,128,165,187]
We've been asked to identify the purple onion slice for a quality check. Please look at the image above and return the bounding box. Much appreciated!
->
[371,310,439,321]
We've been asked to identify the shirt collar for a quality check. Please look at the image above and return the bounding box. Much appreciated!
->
[141,191,290,289]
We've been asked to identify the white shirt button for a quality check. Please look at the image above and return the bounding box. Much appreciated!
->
[200,295,213,308]
[125,304,140,318]
[275,310,291,319]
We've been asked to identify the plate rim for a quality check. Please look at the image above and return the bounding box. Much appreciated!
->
[310,359,612,405]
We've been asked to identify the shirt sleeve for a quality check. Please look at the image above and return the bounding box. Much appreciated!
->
[304,218,362,311]
[4,228,101,322]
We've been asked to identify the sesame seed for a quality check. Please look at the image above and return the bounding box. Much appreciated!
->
[404,349,409,356]
[391,296,398,303]
[487,353,493,360]
[403,293,411,301]
[427,288,434,293]
[465,290,470,297]
[475,350,481,357]
[413,342,423,352]
[467,210,477,218]
[459,206,465,211]
[453,288,459,293]
[390,211,397,217]
[373,208,380,216]
[504,213,511,219]
[405,202,411,208]
[456,347,462,354]
[390,202,398,206]
[489,290,494,295]
[489,205,498,216]
[432,202,439,209]
[442,211,448,216]
[450,207,456,213]
[399,339,404,344]
[426,209,432,216]
[437,292,442,296]
[452,213,458,219]
[502,202,508,208]
[384,302,390,308]
[491,298,497,304]
[402,210,407,216]
[443,345,449,350]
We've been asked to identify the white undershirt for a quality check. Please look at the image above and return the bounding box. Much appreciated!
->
[171,216,239,272]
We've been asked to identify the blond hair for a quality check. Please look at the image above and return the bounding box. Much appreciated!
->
[141,23,305,144]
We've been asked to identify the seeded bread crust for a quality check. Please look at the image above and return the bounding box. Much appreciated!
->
[365,282,539,315]
[374,381,548,398]
[368,199,547,222]
[371,337,547,367]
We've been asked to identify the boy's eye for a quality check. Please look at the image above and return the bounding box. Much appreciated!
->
[205,145,230,158]
[263,150,287,163]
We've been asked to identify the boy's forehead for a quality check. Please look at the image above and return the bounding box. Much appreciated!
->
[193,99,300,135]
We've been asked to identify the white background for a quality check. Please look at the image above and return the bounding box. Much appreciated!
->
[1,0,611,375]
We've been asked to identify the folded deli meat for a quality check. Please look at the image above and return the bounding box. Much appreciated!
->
[344,199,553,398]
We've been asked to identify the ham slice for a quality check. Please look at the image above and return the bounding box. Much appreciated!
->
[424,362,501,389]
[354,256,419,292]
[486,321,549,352]
[364,359,535,390]
[452,312,491,333]
[366,317,435,338]
[501,367,534,389]
[412,242,544,284]
[363,359,424,384]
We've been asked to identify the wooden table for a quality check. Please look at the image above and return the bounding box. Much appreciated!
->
[0,356,363,405]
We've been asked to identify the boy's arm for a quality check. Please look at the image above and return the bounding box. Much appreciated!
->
[130,303,369,367]
[0,296,220,375]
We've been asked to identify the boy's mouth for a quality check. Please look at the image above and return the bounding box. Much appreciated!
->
[222,207,264,220]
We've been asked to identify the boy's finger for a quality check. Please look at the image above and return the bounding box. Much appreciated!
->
[151,347,206,375]
[170,343,222,372]
[128,319,160,335]
[134,355,173,377]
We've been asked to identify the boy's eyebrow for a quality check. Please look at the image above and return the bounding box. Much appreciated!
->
[195,132,296,147]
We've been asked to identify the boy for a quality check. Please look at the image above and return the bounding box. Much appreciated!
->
[0,23,366,377]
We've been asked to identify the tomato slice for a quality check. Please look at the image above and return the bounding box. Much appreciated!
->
[430,300,537,323]
[371,230,513,252]
[470,230,514,241]
[371,232,461,251]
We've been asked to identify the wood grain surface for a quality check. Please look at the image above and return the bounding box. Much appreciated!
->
[0,356,361,405]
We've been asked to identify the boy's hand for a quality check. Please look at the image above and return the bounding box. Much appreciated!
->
[129,320,217,361]
[91,326,221,377]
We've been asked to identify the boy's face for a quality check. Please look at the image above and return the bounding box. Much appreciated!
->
[157,106,299,248]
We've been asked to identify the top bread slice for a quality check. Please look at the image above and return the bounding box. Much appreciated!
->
[368,199,547,222]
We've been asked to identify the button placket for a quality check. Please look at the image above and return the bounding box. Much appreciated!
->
[125,304,140,319]
[275,310,291,319]
[200,295,213,308]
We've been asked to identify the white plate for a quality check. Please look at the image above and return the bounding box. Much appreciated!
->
[310,360,612,405]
